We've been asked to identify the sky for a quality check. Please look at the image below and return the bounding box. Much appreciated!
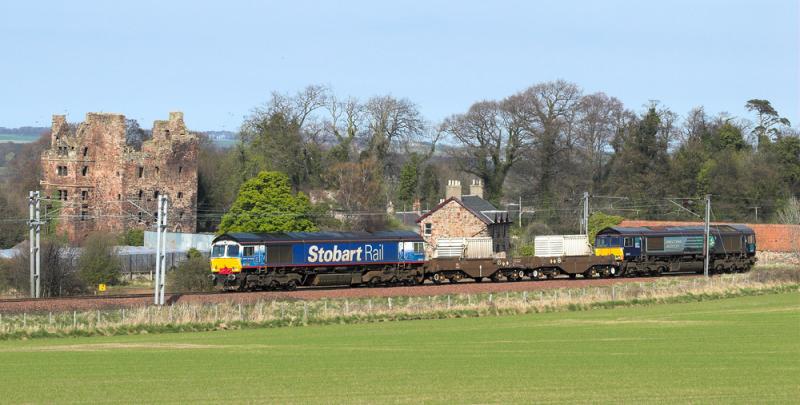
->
[0,0,797,131]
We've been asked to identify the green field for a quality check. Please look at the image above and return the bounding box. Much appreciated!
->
[0,292,797,404]
[0,134,38,143]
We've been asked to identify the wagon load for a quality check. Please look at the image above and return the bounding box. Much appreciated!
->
[534,235,592,257]
[433,237,494,259]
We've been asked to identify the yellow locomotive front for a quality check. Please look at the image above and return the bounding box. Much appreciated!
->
[210,240,242,276]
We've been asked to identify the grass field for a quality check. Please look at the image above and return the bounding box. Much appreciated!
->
[0,134,38,143]
[0,292,797,404]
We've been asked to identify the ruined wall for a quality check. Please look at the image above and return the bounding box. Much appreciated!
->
[418,200,489,257]
[41,112,197,243]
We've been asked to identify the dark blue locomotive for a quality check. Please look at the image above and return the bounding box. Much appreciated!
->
[211,231,426,290]
[595,225,756,275]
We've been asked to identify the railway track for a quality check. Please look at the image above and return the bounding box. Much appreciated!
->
[0,273,704,313]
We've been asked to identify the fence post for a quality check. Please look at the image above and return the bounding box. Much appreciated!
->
[73,311,77,329]
[23,313,26,328]
[49,312,53,325]
[488,293,493,304]
[97,310,101,326]
[345,300,349,314]
[388,297,392,310]
[303,302,308,324]
[612,286,616,301]
[368,299,372,312]
[468,294,471,306]
[447,295,451,308]
[523,291,528,302]
[238,303,243,321]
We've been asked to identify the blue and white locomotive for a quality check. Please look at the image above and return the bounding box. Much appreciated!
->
[210,231,426,290]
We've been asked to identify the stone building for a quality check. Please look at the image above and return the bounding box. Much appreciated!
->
[40,112,198,242]
[416,180,511,257]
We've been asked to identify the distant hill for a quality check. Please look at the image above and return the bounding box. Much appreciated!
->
[0,126,48,136]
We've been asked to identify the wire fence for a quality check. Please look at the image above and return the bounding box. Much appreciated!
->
[1,269,797,339]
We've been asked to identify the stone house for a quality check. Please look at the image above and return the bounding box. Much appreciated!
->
[416,180,511,257]
[40,112,198,242]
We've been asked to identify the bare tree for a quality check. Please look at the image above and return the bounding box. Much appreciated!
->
[363,95,425,165]
[574,92,626,190]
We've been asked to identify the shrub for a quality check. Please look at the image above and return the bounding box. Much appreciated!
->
[119,229,144,246]
[1,238,85,297]
[167,249,213,292]
[78,232,121,286]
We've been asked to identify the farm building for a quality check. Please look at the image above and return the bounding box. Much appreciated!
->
[416,180,511,257]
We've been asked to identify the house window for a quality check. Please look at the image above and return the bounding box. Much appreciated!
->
[424,223,432,236]
[137,166,144,178]
[81,166,88,176]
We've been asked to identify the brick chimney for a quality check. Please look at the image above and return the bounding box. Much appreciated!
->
[470,179,484,199]
[412,198,421,214]
[445,180,462,200]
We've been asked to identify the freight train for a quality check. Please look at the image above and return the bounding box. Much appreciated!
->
[209,225,756,291]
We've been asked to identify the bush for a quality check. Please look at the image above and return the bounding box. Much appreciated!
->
[167,249,213,292]
[119,229,144,246]
[78,232,121,287]
[0,239,85,297]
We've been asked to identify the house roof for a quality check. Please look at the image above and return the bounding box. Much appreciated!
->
[416,196,508,225]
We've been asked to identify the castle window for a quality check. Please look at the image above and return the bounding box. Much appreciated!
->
[178,166,183,174]
[80,210,87,221]
[154,190,159,199]
[81,166,88,176]
[179,211,184,221]
[138,212,143,223]
[58,190,68,201]
[138,166,144,178]
[81,190,88,200]
[155,166,160,175]
[138,190,143,200]
[57,166,68,176]
[117,194,121,200]
[82,147,88,157]
[177,192,183,199]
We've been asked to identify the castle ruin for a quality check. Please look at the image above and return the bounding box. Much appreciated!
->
[40,112,198,242]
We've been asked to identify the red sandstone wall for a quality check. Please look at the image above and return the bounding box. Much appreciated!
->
[619,220,800,253]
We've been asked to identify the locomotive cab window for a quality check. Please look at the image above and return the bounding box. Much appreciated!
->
[413,242,424,253]
[211,245,225,258]
[624,237,633,247]
[242,246,255,257]
[226,245,240,257]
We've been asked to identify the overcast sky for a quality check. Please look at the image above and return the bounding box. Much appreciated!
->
[1,0,797,131]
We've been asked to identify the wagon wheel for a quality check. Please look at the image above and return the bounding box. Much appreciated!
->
[491,273,502,283]
[432,272,444,285]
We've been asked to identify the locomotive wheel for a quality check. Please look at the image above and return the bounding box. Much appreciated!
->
[268,280,280,290]
[285,280,298,291]
[368,277,380,287]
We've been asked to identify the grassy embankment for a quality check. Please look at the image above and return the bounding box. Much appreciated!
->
[0,291,797,403]
[0,267,797,340]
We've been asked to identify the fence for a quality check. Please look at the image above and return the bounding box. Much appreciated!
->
[1,270,796,338]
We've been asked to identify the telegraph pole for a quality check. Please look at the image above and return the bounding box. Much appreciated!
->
[28,191,41,298]
[154,194,168,305]
[750,206,760,222]
[518,196,522,227]
[582,191,589,235]
[703,194,711,278]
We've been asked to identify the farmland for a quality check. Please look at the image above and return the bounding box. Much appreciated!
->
[0,291,797,404]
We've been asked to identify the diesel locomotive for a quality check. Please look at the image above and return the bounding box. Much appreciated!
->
[594,225,756,276]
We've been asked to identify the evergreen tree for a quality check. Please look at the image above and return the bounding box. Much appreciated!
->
[218,171,318,233]
[397,154,421,207]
